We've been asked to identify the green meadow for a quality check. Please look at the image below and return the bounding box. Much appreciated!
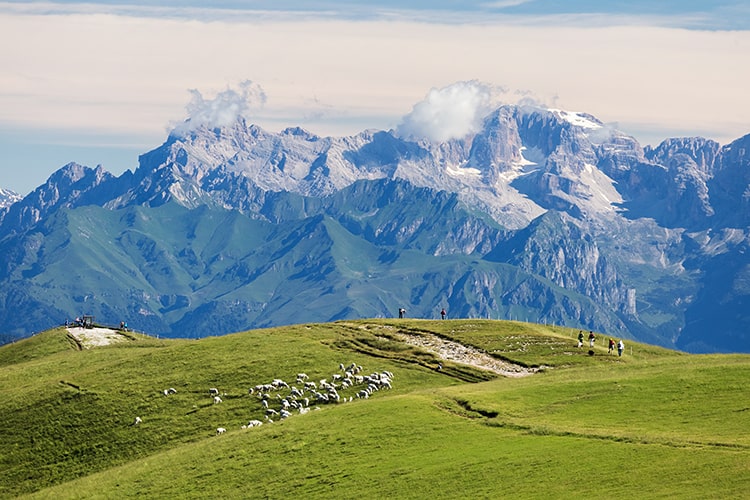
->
[1,319,748,499]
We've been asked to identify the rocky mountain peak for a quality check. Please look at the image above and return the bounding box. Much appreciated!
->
[645,137,721,175]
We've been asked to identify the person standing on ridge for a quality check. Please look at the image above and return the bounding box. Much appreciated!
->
[440,308,446,320]
[577,331,584,348]
[617,339,625,357]
[588,331,596,348]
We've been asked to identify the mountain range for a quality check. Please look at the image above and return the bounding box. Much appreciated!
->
[0,104,748,353]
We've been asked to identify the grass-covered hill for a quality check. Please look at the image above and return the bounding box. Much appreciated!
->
[1,319,748,499]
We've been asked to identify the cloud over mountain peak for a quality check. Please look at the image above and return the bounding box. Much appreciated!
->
[171,80,267,137]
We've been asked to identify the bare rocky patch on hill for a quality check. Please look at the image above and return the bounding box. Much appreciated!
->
[66,327,128,349]
[394,330,539,377]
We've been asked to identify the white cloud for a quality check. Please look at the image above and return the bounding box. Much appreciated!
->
[396,81,499,142]
[170,80,267,136]
[481,1,534,9]
[0,10,749,160]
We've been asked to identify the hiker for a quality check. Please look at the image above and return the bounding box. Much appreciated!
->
[577,331,584,348]
[588,331,596,347]
[617,339,625,357]
[398,308,405,319]
[440,308,446,320]
[608,338,615,354]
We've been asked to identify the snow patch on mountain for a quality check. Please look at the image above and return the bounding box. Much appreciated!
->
[550,109,603,130]
[0,188,22,209]
[446,164,482,177]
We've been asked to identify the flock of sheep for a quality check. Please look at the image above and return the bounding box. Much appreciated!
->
[132,362,395,435]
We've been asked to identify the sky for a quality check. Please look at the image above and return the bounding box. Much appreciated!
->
[1,1,749,195]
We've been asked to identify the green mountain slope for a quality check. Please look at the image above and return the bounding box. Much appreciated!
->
[1,320,747,498]
[0,197,627,340]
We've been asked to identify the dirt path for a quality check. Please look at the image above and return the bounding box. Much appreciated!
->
[394,331,539,378]
[66,327,128,349]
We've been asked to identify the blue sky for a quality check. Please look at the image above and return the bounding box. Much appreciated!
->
[1,0,749,194]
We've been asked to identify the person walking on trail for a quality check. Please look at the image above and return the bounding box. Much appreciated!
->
[588,331,596,347]
[617,339,625,357]
[577,331,584,348]
[440,308,446,320]
[608,338,615,354]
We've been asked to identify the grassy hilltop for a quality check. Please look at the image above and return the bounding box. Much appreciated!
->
[1,319,748,499]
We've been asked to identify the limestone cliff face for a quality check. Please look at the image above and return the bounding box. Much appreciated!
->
[485,211,632,317]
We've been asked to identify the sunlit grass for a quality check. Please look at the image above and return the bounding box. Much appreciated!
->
[1,319,748,498]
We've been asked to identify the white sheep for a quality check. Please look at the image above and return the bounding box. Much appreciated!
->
[209,388,219,396]
[213,396,223,404]
[216,427,226,435]
[246,419,263,427]
[272,379,289,389]
[133,416,142,425]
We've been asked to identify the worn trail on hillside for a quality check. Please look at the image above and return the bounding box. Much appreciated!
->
[394,330,539,377]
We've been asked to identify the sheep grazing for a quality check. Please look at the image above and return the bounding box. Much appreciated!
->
[133,416,142,425]
[196,362,395,430]
[163,387,177,396]
[272,379,289,389]
[216,427,226,435]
